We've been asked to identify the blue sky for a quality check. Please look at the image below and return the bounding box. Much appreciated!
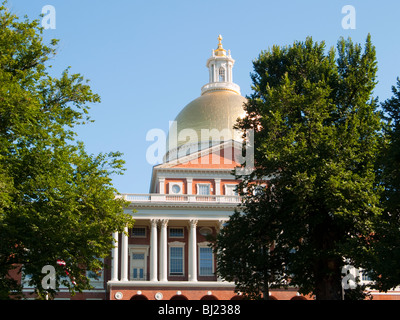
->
[7,0,400,193]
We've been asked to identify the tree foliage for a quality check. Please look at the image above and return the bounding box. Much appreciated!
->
[212,184,290,300]
[0,3,134,299]
[360,78,400,291]
[215,35,385,300]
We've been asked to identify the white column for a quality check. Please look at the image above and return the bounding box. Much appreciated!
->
[111,232,119,281]
[214,179,221,195]
[159,178,165,194]
[186,178,192,195]
[228,62,233,82]
[188,219,198,282]
[150,219,158,282]
[159,219,169,282]
[120,226,129,282]
[216,220,227,281]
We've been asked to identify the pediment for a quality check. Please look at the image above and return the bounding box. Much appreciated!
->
[156,140,244,170]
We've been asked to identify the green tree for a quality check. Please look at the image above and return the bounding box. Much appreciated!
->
[380,78,400,214]
[212,183,290,300]
[217,35,383,300]
[360,78,400,291]
[0,3,133,299]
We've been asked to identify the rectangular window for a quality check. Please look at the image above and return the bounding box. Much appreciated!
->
[132,253,145,260]
[225,184,238,196]
[169,247,184,275]
[197,184,210,195]
[199,247,213,276]
[132,227,146,238]
[361,270,371,282]
[169,227,184,238]
[131,253,145,280]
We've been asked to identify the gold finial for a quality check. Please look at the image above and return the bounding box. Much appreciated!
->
[218,34,223,47]
[215,34,226,56]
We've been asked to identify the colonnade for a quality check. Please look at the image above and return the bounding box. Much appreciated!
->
[110,219,200,282]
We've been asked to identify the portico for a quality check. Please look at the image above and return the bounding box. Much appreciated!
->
[109,216,228,284]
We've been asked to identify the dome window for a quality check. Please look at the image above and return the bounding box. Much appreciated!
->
[219,67,226,82]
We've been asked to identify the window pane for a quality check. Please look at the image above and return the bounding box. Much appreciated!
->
[169,228,184,238]
[225,184,238,196]
[132,253,145,260]
[198,184,210,195]
[170,247,183,275]
[132,227,146,237]
[219,67,225,82]
[199,247,213,276]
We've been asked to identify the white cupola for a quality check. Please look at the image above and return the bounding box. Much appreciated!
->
[201,35,241,95]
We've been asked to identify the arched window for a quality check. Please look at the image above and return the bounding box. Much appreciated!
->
[219,67,225,82]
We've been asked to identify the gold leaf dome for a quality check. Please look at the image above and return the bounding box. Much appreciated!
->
[166,90,247,153]
[164,35,246,161]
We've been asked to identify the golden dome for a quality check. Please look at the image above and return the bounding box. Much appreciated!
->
[166,90,247,152]
[164,35,246,161]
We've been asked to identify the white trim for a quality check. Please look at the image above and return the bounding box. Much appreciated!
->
[120,194,241,210]
[124,208,239,220]
[368,292,400,295]
[169,182,183,195]
[168,241,186,246]
[107,280,236,288]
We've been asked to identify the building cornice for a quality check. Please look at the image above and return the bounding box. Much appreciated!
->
[119,193,242,210]
[107,280,236,288]
[129,202,241,211]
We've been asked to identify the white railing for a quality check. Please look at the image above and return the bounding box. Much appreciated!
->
[117,193,241,204]
[201,82,241,95]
